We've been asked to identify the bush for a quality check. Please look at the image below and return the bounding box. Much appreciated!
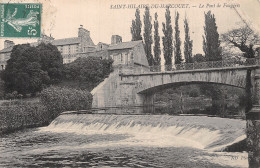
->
[40,86,93,118]
[0,102,50,132]
[62,57,113,91]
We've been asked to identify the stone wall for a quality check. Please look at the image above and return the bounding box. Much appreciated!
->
[92,66,254,109]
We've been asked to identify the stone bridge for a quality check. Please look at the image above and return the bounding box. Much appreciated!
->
[92,59,259,109]
[91,58,260,167]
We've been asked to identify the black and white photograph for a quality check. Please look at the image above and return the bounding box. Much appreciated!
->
[0,0,260,167]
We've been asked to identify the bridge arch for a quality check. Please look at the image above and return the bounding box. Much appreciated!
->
[137,81,245,95]
[122,67,253,95]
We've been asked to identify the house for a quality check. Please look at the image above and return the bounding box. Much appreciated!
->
[0,26,148,70]
[107,40,148,67]
[0,25,96,69]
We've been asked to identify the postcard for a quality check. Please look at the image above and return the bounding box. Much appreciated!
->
[0,0,259,167]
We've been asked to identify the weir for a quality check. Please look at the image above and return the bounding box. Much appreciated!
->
[41,114,246,152]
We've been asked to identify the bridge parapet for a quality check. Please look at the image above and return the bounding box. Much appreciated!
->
[123,58,258,74]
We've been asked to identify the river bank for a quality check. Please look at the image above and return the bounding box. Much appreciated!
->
[0,102,52,134]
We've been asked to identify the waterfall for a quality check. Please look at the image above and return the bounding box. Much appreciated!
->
[39,114,246,151]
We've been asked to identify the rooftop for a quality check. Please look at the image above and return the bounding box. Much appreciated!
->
[108,40,142,50]
[52,37,81,46]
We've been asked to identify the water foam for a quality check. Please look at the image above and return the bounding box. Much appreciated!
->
[39,114,246,151]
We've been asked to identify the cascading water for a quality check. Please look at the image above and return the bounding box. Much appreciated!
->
[40,114,246,151]
[1,113,248,168]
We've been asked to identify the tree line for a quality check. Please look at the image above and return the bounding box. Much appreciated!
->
[131,7,259,66]
[0,43,114,98]
[131,7,224,67]
[131,7,260,115]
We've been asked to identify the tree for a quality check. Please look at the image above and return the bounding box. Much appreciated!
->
[203,11,221,61]
[36,43,63,84]
[184,16,193,63]
[193,54,205,62]
[153,12,161,66]
[2,44,50,95]
[222,25,259,58]
[131,8,142,41]
[174,11,183,64]
[162,7,173,70]
[202,11,225,115]
[222,25,259,113]
[0,73,5,99]
[63,57,113,91]
[143,7,154,66]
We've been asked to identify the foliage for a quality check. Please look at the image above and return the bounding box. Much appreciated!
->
[40,86,93,119]
[0,102,50,132]
[153,12,161,66]
[162,7,173,70]
[184,16,193,63]
[189,89,199,97]
[2,44,50,96]
[203,11,222,61]
[131,8,142,41]
[221,24,259,113]
[0,74,4,99]
[36,43,63,84]
[62,56,113,91]
[202,11,224,115]
[143,7,154,66]
[174,11,183,64]
[221,24,259,58]
[193,54,205,62]
[155,84,245,117]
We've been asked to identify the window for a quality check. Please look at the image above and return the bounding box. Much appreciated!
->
[70,45,77,54]
[63,46,69,54]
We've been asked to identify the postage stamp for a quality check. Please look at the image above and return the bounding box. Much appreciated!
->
[0,3,41,38]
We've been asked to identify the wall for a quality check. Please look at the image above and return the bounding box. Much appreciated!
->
[133,43,149,67]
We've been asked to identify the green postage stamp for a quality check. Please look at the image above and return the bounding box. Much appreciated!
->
[0,3,41,38]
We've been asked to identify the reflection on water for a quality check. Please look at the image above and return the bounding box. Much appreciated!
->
[0,113,248,168]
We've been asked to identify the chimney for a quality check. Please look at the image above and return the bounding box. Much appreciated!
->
[111,35,122,45]
[78,25,90,38]
[4,40,15,48]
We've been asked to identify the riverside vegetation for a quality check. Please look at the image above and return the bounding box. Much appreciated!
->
[0,86,93,134]
[0,43,113,134]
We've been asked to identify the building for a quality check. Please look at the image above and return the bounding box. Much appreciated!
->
[0,25,95,69]
[0,26,148,70]
[79,35,148,68]
[108,40,148,67]
[0,40,14,70]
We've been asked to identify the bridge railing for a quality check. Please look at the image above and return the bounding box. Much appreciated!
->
[147,58,257,73]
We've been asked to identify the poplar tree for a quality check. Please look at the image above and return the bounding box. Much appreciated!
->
[131,8,142,41]
[203,11,221,61]
[184,16,193,63]
[174,11,182,64]
[153,12,161,66]
[162,7,173,70]
[143,7,154,66]
[202,11,224,116]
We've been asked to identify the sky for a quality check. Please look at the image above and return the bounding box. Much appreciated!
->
[1,0,260,57]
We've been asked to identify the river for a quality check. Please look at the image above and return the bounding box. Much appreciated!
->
[0,113,248,167]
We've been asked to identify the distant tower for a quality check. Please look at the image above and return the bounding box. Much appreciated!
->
[78,25,90,38]
[111,35,122,45]
[78,25,95,52]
